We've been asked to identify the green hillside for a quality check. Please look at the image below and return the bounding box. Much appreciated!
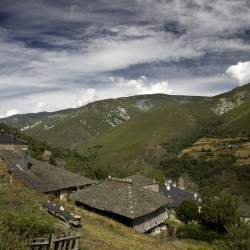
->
[208,83,250,135]
[69,84,250,202]
[74,102,215,176]
[221,98,250,133]
[156,83,250,202]
[0,94,207,147]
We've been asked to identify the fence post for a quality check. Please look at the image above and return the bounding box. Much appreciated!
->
[50,234,55,249]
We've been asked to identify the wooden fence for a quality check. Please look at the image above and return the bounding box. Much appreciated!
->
[26,230,80,250]
[166,226,177,239]
[26,238,49,250]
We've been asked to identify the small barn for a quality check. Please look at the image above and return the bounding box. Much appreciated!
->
[42,200,81,226]
[123,174,159,192]
[0,149,96,200]
[0,130,28,152]
[70,180,172,232]
[159,183,200,210]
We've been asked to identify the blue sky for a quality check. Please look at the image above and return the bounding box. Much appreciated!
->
[0,0,250,117]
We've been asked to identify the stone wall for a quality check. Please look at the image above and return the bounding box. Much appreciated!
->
[0,144,27,152]
[0,156,28,190]
[144,183,159,193]
[0,157,8,178]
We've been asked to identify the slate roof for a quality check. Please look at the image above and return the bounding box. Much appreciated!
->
[123,174,157,186]
[159,184,199,209]
[0,132,27,145]
[0,150,96,193]
[42,201,79,221]
[70,180,172,219]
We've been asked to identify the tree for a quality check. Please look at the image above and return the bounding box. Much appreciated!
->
[149,169,166,183]
[200,194,241,234]
[215,222,250,249]
[176,200,199,224]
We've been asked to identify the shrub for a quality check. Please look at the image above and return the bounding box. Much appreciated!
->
[0,219,26,250]
[2,212,54,239]
[176,200,199,224]
[214,222,250,250]
[200,194,241,234]
[177,223,221,242]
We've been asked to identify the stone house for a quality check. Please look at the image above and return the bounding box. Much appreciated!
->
[159,182,200,210]
[0,149,96,200]
[70,180,172,232]
[123,174,159,192]
[0,130,28,152]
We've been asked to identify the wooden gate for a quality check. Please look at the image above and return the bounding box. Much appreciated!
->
[26,238,50,250]
[50,231,80,250]
[27,231,80,250]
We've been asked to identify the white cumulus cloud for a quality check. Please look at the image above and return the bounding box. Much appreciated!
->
[72,88,98,108]
[34,102,46,113]
[226,61,250,86]
[110,75,173,95]
[5,109,20,117]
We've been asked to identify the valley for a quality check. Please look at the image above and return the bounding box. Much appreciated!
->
[1,83,250,200]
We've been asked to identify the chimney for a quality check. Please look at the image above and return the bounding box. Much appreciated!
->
[10,131,16,141]
[17,148,29,171]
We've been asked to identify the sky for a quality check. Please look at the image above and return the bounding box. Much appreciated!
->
[0,0,250,117]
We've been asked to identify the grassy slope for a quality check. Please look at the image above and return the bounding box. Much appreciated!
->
[174,85,250,202]
[212,83,250,133]
[67,203,212,250]
[178,136,250,201]
[0,180,212,250]
[213,82,250,99]
[74,102,214,173]
[221,98,250,133]
[0,181,55,223]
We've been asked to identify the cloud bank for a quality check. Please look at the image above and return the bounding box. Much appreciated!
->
[0,0,249,116]
[226,61,250,86]
[34,102,46,113]
[1,109,20,118]
[72,88,98,108]
[110,76,173,95]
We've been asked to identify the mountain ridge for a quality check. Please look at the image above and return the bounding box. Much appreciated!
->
[0,93,209,147]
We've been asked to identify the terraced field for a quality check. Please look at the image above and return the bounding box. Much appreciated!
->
[179,137,250,166]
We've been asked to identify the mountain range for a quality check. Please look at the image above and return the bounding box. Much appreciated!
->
[1,94,210,146]
[1,83,250,182]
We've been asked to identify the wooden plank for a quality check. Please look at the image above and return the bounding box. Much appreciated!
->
[68,239,72,249]
[58,240,63,250]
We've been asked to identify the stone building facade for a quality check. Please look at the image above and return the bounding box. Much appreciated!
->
[0,156,28,189]
[0,130,28,152]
